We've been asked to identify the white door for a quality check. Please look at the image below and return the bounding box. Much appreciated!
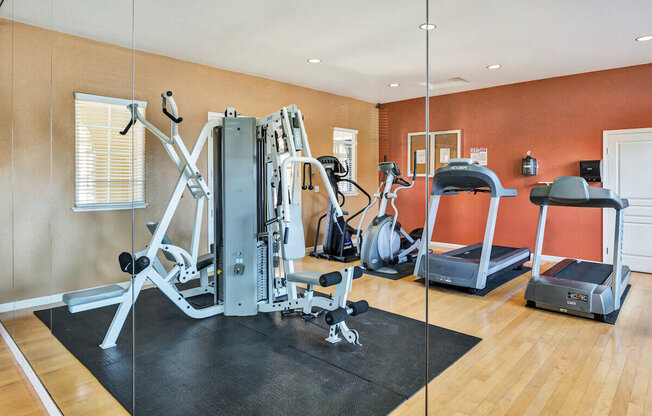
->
[604,128,652,273]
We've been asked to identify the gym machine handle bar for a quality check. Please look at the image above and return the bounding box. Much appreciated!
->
[119,115,136,136]
[391,152,417,187]
[162,91,183,124]
[119,91,183,136]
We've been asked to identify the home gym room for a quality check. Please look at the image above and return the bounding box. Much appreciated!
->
[1,1,651,415]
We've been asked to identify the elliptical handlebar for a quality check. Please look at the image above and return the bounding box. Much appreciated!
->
[394,178,410,187]
[411,151,417,181]
[393,152,418,193]
[386,152,419,261]
[355,180,385,256]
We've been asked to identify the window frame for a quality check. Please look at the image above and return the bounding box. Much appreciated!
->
[333,127,359,196]
[72,92,148,212]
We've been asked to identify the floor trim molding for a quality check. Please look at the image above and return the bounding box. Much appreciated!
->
[0,320,62,415]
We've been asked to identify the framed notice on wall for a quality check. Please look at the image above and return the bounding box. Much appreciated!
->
[470,147,488,165]
[407,130,462,176]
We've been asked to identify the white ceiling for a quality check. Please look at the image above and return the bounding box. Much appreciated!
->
[2,0,651,103]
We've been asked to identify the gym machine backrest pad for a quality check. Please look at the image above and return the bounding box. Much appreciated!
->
[430,158,517,198]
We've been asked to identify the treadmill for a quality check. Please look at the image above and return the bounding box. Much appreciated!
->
[524,176,630,321]
[414,159,530,292]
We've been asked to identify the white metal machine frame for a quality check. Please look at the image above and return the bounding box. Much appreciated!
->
[63,91,367,348]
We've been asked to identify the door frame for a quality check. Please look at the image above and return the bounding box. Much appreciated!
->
[602,127,652,263]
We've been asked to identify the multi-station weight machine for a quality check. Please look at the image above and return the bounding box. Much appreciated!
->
[62,91,368,348]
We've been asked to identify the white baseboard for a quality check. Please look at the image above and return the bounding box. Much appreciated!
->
[538,254,567,263]
[429,241,463,250]
[306,245,322,254]
[0,320,62,415]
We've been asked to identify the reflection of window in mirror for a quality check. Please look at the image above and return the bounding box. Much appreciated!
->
[333,128,358,195]
[407,131,435,176]
[433,130,462,171]
[73,93,147,211]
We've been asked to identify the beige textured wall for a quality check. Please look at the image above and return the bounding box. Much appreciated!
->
[0,20,378,303]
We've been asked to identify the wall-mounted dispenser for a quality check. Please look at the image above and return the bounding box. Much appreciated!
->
[522,151,538,176]
[580,160,602,182]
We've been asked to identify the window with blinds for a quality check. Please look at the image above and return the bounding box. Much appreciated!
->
[333,128,358,195]
[74,93,147,211]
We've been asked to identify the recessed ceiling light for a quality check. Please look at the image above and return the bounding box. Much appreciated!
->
[635,35,652,42]
[307,58,321,63]
[486,64,501,70]
[419,23,436,31]
[388,83,400,87]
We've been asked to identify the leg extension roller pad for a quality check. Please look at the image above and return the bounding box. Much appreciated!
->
[350,300,369,316]
[325,307,349,325]
[325,300,369,325]
[286,270,346,287]
[319,271,342,287]
[352,266,364,279]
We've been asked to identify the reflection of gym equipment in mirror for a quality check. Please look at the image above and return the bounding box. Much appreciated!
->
[415,159,531,293]
[357,154,422,274]
[307,156,371,262]
[525,176,630,321]
[62,91,368,349]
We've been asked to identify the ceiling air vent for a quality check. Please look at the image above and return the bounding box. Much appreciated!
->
[419,77,470,90]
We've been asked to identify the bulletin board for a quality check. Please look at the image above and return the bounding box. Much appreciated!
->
[407,130,462,176]
[407,132,434,177]
[434,130,462,170]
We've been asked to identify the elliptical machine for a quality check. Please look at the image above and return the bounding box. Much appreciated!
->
[357,155,422,274]
[306,156,371,262]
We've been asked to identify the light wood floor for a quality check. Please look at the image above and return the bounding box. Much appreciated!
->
[1,257,651,415]
[0,330,46,416]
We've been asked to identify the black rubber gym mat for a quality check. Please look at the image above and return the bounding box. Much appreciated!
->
[361,260,416,280]
[35,287,481,416]
[550,260,614,285]
[601,284,631,325]
[415,266,531,297]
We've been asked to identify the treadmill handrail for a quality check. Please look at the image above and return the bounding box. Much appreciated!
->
[530,176,628,210]
[430,159,516,198]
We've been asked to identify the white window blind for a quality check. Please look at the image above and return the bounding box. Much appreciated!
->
[74,93,147,211]
[333,128,358,195]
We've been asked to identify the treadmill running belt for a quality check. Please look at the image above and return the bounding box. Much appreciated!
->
[453,245,520,261]
[551,261,614,285]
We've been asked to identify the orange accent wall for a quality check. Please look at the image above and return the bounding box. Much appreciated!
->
[379,64,652,261]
